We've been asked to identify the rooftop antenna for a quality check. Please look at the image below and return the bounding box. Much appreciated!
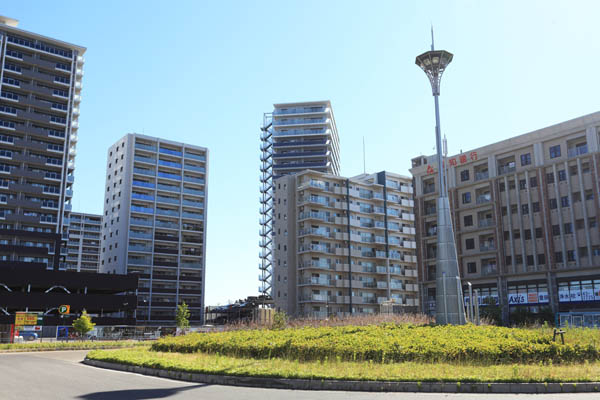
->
[362,136,366,174]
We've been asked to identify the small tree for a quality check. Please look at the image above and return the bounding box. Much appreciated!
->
[72,310,95,338]
[272,311,288,330]
[176,302,190,331]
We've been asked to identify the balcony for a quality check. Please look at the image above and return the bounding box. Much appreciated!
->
[478,219,494,228]
[479,243,496,252]
[423,185,435,194]
[159,148,183,157]
[481,264,497,276]
[497,164,516,175]
[299,277,332,286]
[475,171,489,181]
[298,244,333,254]
[135,143,157,152]
[300,260,333,270]
[298,211,333,223]
[476,193,491,204]
[568,144,588,158]
[273,117,327,127]
[299,228,333,238]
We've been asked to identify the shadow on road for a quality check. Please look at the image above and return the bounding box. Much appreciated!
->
[77,384,208,399]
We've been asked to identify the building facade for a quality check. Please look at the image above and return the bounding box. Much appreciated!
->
[411,112,600,323]
[99,133,208,325]
[0,16,84,271]
[260,101,341,296]
[66,212,101,272]
[272,170,418,318]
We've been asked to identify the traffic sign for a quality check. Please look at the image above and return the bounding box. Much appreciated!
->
[58,305,70,314]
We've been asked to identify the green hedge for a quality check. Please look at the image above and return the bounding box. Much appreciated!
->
[0,340,148,352]
[151,324,600,364]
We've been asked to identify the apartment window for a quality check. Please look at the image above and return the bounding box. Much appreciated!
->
[467,262,476,274]
[535,227,543,238]
[573,192,582,202]
[590,218,597,228]
[549,145,561,159]
[510,205,518,214]
[524,229,532,240]
[570,166,578,176]
[549,198,557,209]
[462,192,471,204]
[537,254,546,264]
[558,170,567,182]
[465,238,475,250]
[532,202,540,213]
[546,172,554,183]
[499,182,505,192]
[521,204,529,215]
[513,229,521,239]
[567,250,576,262]
[564,223,573,234]
[460,170,470,182]
[508,180,516,190]
[501,207,507,216]
[576,219,585,230]
[529,176,538,187]
[527,255,534,266]
[582,162,591,173]
[506,255,512,265]
[503,231,510,240]
[520,153,531,166]
[560,196,570,208]
[463,215,473,227]
[585,189,594,201]
[519,179,527,190]
[552,225,560,236]
[515,255,523,265]
[579,247,588,258]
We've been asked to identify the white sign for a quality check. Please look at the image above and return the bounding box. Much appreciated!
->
[582,288,595,302]
[538,292,549,303]
[558,288,570,302]
[508,294,526,305]
[570,288,582,302]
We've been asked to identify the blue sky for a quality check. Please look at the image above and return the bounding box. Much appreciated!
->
[5,1,600,305]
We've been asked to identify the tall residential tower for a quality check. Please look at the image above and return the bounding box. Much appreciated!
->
[0,16,84,271]
[99,134,208,325]
[260,101,340,296]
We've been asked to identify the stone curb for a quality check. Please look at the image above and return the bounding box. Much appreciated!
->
[83,358,600,393]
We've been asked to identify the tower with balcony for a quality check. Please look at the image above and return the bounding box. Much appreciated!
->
[99,133,208,325]
[260,101,340,297]
[0,16,84,271]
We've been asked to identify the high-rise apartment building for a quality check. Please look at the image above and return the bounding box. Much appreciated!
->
[99,134,208,325]
[66,212,101,272]
[411,112,600,322]
[0,16,84,270]
[272,170,418,317]
[260,101,340,296]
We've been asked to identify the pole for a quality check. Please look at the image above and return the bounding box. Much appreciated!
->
[442,272,448,324]
[434,95,445,198]
[474,289,480,325]
[468,282,474,323]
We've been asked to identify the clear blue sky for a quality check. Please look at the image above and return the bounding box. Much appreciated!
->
[5,1,600,305]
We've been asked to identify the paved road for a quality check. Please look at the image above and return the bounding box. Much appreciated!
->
[0,351,597,399]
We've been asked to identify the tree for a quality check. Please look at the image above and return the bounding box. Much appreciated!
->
[176,302,190,331]
[72,310,95,338]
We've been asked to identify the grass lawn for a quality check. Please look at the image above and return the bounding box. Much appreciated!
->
[87,347,600,383]
[0,340,149,352]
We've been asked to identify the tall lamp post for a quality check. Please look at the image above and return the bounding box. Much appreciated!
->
[415,33,466,325]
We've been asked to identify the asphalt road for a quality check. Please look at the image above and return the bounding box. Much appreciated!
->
[0,351,598,400]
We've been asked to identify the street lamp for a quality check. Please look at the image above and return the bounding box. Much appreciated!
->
[415,32,466,325]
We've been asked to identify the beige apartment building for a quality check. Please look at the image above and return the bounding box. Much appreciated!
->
[272,170,419,318]
[411,112,600,324]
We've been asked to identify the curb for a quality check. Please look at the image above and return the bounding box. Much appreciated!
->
[83,358,600,393]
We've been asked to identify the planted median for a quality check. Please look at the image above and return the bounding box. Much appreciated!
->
[85,323,600,383]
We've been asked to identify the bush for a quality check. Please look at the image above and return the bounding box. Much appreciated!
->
[150,324,600,364]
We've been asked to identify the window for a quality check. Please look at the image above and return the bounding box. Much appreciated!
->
[462,192,471,204]
[561,196,570,208]
[590,218,597,228]
[460,170,470,182]
[546,172,554,183]
[499,182,505,192]
[510,205,518,214]
[572,192,582,202]
[506,255,512,265]
[567,250,576,262]
[463,215,473,227]
[558,170,566,182]
[535,227,543,238]
[549,145,561,159]
[564,223,573,234]
[532,202,540,213]
[465,238,475,250]
[585,189,594,201]
[519,179,527,190]
[521,204,529,215]
[513,229,520,239]
[508,180,516,190]
[552,224,560,236]
[467,262,476,274]
[520,153,531,166]
[527,255,534,266]
[501,206,507,216]
[549,198,557,209]
[524,229,531,240]
[503,231,510,240]
[515,255,523,265]
[530,176,538,187]
[537,254,546,264]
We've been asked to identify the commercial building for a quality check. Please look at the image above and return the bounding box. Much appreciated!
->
[99,133,208,325]
[0,16,84,271]
[410,111,600,323]
[260,100,341,296]
[272,170,418,318]
[65,212,101,272]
